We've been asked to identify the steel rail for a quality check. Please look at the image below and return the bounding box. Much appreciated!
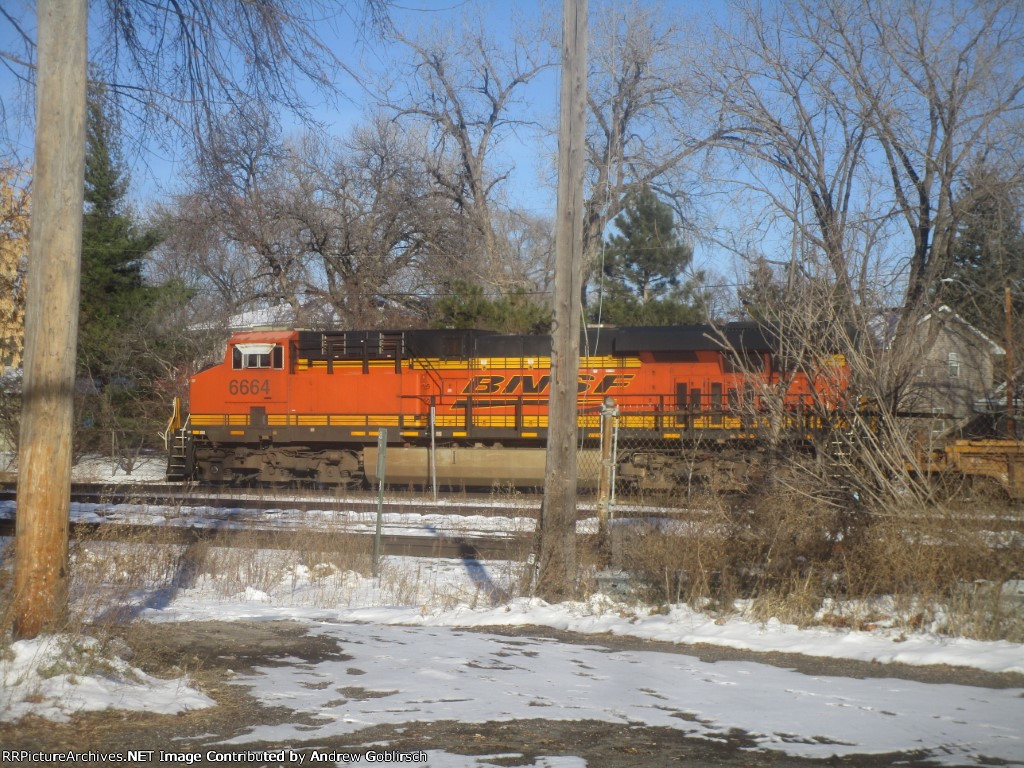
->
[0,516,532,560]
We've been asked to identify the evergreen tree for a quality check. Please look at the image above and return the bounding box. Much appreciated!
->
[594,186,705,325]
[80,87,162,380]
[433,281,552,335]
[940,163,1024,345]
[78,86,169,454]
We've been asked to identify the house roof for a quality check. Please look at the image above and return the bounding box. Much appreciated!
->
[869,305,1005,356]
[228,303,341,332]
[920,305,1005,355]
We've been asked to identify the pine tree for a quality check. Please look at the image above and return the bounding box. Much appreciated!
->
[941,163,1024,344]
[433,281,552,334]
[78,87,167,452]
[594,186,705,325]
[80,88,162,380]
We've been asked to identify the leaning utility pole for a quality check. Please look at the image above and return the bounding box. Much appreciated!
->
[13,0,88,639]
[538,0,587,601]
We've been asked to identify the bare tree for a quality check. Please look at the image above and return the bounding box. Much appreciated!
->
[279,118,442,326]
[378,13,553,285]
[158,113,460,330]
[700,0,878,319]
[184,106,315,323]
[152,192,274,333]
[581,3,720,312]
[709,0,1024,396]
[712,0,1024,506]
[811,0,1024,393]
[2,2,392,160]
[494,208,556,295]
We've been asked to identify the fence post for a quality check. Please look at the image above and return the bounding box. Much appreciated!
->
[372,428,387,577]
[597,397,618,559]
[429,402,437,502]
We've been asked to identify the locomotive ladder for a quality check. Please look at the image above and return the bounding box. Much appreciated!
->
[163,397,192,481]
[166,418,192,481]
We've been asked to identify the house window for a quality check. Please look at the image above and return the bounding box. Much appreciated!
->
[947,351,960,379]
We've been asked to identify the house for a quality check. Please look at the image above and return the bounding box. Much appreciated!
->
[895,305,1005,429]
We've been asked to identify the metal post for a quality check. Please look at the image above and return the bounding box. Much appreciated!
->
[429,404,437,502]
[610,409,619,509]
[372,428,387,577]
[596,397,618,547]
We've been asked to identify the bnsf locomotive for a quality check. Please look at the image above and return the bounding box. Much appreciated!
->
[164,324,849,490]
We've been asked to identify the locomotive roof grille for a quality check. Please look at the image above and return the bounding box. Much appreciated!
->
[292,323,787,363]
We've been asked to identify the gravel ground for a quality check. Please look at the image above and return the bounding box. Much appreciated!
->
[1,620,1020,768]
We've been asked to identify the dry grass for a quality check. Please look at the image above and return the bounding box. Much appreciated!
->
[614,479,1024,642]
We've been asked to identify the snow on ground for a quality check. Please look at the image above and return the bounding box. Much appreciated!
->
[2,550,1023,765]
[217,621,1022,765]
[0,498,542,538]
[126,554,1024,765]
[388,756,585,768]
[71,454,169,483]
[0,633,213,722]
[140,555,1024,676]
[3,457,1024,764]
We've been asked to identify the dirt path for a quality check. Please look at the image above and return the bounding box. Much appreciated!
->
[1,620,1019,767]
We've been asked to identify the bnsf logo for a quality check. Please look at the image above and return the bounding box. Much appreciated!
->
[462,373,635,396]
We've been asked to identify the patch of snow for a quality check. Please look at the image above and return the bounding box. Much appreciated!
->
[0,634,213,722]
[71,454,169,484]
[217,622,1022,766]
[144,559,1024,676]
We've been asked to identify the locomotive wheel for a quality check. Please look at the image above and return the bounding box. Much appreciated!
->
[203,462,226,483]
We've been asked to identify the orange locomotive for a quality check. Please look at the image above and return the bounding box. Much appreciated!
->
[165,324,849,489]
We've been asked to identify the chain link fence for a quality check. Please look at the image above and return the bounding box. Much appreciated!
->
[575,404,763,509]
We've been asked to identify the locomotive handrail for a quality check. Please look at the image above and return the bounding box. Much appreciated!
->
[406,344,446,391]
[161,396,183,450]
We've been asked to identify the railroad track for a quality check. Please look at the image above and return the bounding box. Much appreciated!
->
[0,481,708,522]
[0,483,543,559]
[0,516,532,560]
[0,482,613,560]
[2,483,1022,551]
[0,482,547,518]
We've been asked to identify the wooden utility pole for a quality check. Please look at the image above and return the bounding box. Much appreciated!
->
[539,0,587,601]
[13,0,88,639]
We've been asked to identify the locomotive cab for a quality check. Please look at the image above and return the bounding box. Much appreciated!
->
[189,330,296,432]
[170,330,300,482]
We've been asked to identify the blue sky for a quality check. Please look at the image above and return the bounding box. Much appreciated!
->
[0,0,741,282]
[0,1,562,207]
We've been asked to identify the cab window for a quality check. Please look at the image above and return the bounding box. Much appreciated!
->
[232,343,283,370]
